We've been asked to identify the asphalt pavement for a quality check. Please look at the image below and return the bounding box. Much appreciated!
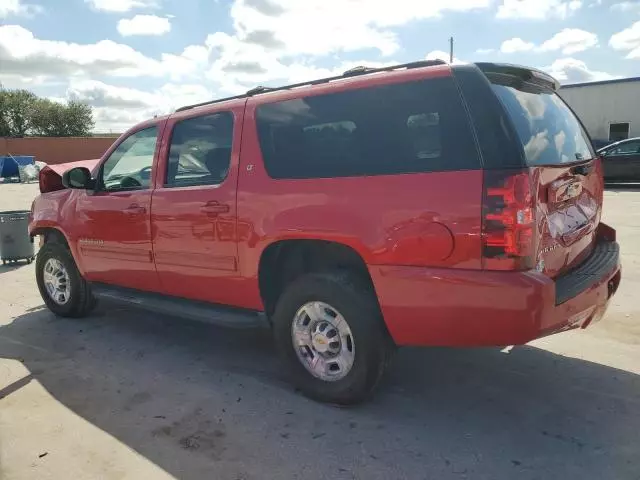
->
[1,182,639,480]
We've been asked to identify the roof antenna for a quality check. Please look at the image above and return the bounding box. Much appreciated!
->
[449,36,454,64]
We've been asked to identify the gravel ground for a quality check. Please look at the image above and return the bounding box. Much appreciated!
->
[1,181,639,480]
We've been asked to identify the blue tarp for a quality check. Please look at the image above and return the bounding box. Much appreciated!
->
[0,156,35,178]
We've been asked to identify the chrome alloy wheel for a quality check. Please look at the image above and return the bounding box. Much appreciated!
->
[291,301,355,382]
[42,258,71,305]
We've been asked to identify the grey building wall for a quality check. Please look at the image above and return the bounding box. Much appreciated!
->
[559,79,640,142]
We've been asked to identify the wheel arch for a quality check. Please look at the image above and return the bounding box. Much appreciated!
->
[257,238,377,317]
[30,226,70,247]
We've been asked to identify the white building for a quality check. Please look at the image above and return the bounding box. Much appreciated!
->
[559,77,640,147]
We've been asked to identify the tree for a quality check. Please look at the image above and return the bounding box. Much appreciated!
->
[0,87,94,137]
[64,101,94,136]
[0,89,38,137]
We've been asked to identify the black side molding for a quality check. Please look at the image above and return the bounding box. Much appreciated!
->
[92,283,269,329]
[555,241,620,305]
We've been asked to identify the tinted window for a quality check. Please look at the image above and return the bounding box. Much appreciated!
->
[491,83,594,166]
[166,112,233,187]
[610,140,640,155]
[101,127,157,191]
[256,78,479,179]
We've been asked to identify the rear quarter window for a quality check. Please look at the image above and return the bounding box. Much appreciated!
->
[491,83,594,166]
[255,77,479,179]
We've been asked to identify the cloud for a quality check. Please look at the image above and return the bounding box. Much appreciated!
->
[243,29,285,49]
[84,0,158,12]
[67,80,159,109]
[425,50,465,64]
[497,0,582,19]
[500,29,598,55]
[66,79,213,131]
[611,2,640,11]
[0,0,42,17]
[501,38,535,53]
[0,25,204,81]
[538,28,598,54]
[221,0,491,59]
[0,25,163,77]
[117,14,171,36]
[242,0,285,16]
[543,58,616,83]
[200,0,490,92]
[610,21,640,58]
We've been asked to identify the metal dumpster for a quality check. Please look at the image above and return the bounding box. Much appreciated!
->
[0,155,36,181]
[0,211,35,265]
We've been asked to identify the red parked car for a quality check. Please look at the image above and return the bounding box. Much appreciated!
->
[29,61,621,404]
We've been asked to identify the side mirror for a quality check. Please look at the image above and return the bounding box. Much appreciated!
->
[62,167,94,189]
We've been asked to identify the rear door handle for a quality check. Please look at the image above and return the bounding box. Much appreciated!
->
[125,204,146,215]
[201,201,230,216]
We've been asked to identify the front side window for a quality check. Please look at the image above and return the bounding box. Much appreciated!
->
[491,83,594,166]
[165,112,234,187]
[101,127,158,191]
[255,77,479,179]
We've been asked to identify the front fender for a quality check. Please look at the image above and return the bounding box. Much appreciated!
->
[29,190,85,275]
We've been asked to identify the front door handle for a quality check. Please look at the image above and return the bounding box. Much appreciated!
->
[201,201,230,216]
[125,204,146,215]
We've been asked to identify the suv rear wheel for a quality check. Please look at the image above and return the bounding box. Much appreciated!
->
[272,272,393,405]
[36,242,96,318]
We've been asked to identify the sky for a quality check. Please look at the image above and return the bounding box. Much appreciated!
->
[1,0,640,132]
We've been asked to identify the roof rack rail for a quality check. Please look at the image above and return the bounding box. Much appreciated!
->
[175,59,448,112]
[246,86,272,95]
[342,65,376,77]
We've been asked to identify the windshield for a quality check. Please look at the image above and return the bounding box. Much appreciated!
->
[491,83,594,166]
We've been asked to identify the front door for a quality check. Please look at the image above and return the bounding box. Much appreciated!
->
[151,108,243,307]
[74,126,161,292]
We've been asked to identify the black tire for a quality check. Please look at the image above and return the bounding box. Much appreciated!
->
[35,242,96,318]
[272,271,394,405]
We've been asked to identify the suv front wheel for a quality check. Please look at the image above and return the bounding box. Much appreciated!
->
[36,241,96,318]
[273,272,393,405]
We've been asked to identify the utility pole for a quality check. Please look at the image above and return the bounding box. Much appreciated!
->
[449,37,454,63]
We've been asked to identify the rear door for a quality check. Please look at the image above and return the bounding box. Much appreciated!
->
[150,106,243,307]
[487,70,602,277]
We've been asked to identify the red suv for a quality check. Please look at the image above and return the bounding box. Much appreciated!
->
[30,61,621,404]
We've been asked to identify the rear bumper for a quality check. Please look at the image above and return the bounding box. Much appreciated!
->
[370,239,621,347]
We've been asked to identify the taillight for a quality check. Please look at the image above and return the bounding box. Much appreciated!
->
[482,169,535,271]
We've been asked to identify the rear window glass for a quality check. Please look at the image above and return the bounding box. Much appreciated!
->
[491,83,594,166]
[255,77,479,179]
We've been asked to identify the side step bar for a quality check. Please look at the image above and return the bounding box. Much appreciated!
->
[91,283,269,330]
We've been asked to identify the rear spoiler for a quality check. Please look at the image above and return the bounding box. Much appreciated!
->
[475,62,560,91]
[39,159,100,193]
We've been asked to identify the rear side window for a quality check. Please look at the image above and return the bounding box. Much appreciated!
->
[491,83,594,166]
[255,77,479,179]
[166,112,233,187]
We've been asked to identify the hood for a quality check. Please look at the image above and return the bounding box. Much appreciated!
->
[39,158,101,193]
[45,158,100,176]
